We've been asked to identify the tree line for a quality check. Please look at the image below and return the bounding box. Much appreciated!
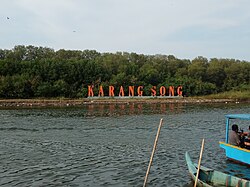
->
[0,45,249,98]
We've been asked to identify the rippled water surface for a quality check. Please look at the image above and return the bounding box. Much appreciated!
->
[0,103,249,187]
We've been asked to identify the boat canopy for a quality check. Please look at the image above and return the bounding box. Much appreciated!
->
[225,114,250,120]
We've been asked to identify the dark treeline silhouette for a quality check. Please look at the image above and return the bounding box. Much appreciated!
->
[0,45,249,98]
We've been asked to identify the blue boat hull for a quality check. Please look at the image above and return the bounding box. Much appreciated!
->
[219,141,250,165]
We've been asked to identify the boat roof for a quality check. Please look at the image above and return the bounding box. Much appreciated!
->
[225,114,250,120]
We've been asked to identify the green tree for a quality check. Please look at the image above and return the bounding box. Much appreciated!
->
[188,56,208,81]
[206,59,226,91]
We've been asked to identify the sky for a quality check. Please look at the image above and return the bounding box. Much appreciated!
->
[1,0,250,61]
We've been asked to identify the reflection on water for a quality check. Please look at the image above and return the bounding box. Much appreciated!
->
[223,159,250,180]
[84,103,185,117]
[0,103,249,187]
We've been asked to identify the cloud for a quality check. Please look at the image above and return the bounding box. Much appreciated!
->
[1,0,250,60]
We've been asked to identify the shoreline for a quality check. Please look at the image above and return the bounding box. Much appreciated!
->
[0,97,248,107]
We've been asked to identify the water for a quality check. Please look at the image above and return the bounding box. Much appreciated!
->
[0,103,249,187]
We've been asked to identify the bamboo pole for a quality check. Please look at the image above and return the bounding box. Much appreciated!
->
[194,138,205,187]
[143,118,163,187]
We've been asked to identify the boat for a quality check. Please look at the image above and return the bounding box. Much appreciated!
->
[185,152,250,187]
[219,114,250,165]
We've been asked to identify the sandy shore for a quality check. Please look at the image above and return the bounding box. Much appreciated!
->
[0,97,247,107]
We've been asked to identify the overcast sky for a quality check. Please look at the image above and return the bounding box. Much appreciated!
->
[1,0,250,61]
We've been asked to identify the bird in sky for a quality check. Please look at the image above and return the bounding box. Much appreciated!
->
[7,17,10,19]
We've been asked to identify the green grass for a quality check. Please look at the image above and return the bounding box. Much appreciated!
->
[199,90,250,100]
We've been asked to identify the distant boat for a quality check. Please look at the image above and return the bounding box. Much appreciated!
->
[185,152,250,187]
[219,114,250,165]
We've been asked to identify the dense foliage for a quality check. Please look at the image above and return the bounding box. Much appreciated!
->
[0,45,249,98]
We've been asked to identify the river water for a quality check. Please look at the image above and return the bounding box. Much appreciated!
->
[0,102,249,187]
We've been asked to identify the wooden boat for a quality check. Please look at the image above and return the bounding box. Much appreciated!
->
[185,152,250,187]
[219,114,250,165]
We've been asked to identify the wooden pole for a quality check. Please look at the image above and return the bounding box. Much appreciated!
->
[143,118,163,187]
[194,138,205,187]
